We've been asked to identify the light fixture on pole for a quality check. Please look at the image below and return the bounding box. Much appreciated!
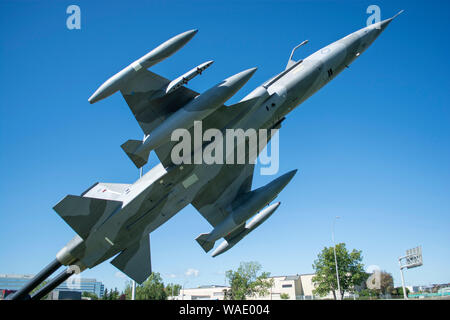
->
[398,246,423,300]
[332,216,341,300]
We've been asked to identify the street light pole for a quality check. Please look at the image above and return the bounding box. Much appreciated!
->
[132,138,146,301]
[398,258,408,300]
[182,280,189,300]
[332,216,341,300]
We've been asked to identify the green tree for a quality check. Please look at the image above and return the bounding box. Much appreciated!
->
[392,286,409,297]
[102,288,108,300]
[358,288,378,299]
[378,271,394,296]
[110,287,120,300]
[280,293,290,300]
[224,261,274,300]
[165,283,181,298]
[124,272,167,300]
[312,243,367,300]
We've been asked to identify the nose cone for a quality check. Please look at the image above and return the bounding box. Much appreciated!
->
[182,29,198,40]
[379,10,404,31]
[171,29,198,50]
[211,240,229,258]
[88,85,107,104]
[88,89,101,104]
[224,67,257,89]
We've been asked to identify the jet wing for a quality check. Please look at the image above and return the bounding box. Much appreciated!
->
[192,163,254,227]
[120,68,262,168]
[111,234,151,284]
[191,125,280,236]
[120,69,199,136]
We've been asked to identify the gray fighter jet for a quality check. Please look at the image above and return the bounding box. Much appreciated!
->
[10,11,403,300]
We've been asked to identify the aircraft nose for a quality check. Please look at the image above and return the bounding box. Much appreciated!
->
[379,10,404,32]
[379,18,393,31]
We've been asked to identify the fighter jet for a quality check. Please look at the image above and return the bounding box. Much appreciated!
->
[9,11,403,300]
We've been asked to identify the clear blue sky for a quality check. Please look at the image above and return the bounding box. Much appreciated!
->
[1,0,449,292]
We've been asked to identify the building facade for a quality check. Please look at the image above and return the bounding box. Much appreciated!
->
[176,274,337,300]
[0,274,105,298]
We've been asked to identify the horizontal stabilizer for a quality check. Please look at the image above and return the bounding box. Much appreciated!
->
[121,139,149,169]
[53,195,122,239]
[195,233,215,253]
[111,235,151,284]
[81,182,131,201]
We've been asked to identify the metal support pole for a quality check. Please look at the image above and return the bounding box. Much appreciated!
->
[399,259,408,300]
[131,280,136,300]
[131,159,145,301]
[332,216,341,300]
[31,267,75,300]
[182,280,188,300]
[9,259,62,300]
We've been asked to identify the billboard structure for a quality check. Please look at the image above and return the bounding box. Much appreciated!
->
[398,246,423,299]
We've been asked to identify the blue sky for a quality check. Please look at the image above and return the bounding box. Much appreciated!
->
[0,0,449,292]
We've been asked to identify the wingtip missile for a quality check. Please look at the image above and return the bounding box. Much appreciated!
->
[165,60,214,94]
[211,202,282,258]
[88,29,199,104]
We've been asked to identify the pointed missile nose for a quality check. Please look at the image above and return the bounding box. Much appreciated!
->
[180,29,198,42]
[88,90,100,104]
[223,67,257,90]
[239,67,258,81]
[211,240,229,258]
[88,84,108,104]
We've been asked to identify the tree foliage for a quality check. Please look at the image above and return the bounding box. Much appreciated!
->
[312,243,367,300]
[124,272,167,300]
[392,286,409,297]
[102,287,120,300]
[224,261,274,300]
[378,271,394,295]
[165,283,181,297]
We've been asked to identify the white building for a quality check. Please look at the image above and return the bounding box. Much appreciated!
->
[176,285,228,300]
[176,274,341,300]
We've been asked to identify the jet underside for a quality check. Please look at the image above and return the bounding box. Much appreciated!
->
[9,11,403,300]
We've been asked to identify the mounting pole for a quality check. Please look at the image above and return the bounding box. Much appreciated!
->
[131,135,146,300]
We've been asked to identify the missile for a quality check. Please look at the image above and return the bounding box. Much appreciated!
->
[211,202,281,257]
[121,67,258,168]
[195,169,297,252]
[166,60,214,94]
[88,29,198,104]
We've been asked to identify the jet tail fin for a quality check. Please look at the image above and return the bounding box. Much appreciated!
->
[121,139,150,169]
[111,234,151,284]
[195,233,215,253]
[53,195,122,239]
